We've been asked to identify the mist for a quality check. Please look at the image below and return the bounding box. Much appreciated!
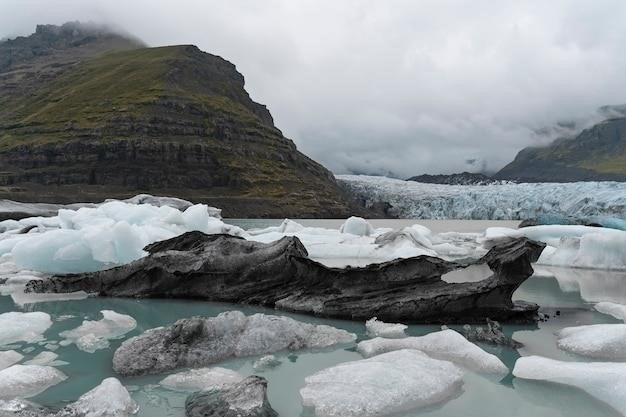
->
[3,0,626,178]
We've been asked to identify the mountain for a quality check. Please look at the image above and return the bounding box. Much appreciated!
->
[495,105,626,182]
[0,23,364,217]
[407,172,497,185]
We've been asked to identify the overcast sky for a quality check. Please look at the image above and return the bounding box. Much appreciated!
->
[3,0,626,177]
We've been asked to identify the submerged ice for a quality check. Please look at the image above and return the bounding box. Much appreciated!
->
[60,310,137,353]
[160,367,244,392]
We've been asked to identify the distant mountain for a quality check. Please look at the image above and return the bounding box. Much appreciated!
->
[0,23,365,217]
[495,106,626,182]
[407,172,498,185]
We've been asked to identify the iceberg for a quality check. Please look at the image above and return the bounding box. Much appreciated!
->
[339,216,374,236]
[113,311,356,376]
[0,201,241,274]
[338,174,626,220]
[513,356,626,416]
[0,364,67,399]
[596,301,626,322]
[160,367,244,392]
[300,349,463,417]
[0,312,52,346]
[252,355,282,372]
[357,329,508,374]
[23,351,67,367]
[0,350,23,371]
[68,377,138,417]
[556,324,626,359]
[365,317,407,338]
[60,310,137,353]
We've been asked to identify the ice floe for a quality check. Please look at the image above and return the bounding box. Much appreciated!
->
[23,351,67,367]
[513,356,626,416]
[59,310,136,353]
[252,355,282,372]
[365,317,407,338]
[0,364,67,399]
[300,349,463,417]
[160,367,244,392]
[357,329,508,374]
[68,377,138,417]
[556,324,626,359]
[0,350,23,370]
[595,301,626,322]
[0,312,52,346]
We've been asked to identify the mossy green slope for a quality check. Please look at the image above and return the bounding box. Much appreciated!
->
[0,38,361,217]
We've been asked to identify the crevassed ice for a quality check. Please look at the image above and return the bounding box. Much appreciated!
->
[365,317,407,338]
[60,310,137,353]
[0,311,52,347]
[595,301,626,322]
[338,175,626,220]
[300,349,463,417]
[0,364,67,399]
[68,377,139,417]
[160,367,244,392]
[513,356,626,416]
[357,329,508,375]
[556,324,626,360]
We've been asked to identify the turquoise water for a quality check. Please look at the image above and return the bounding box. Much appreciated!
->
[0,219,624,417]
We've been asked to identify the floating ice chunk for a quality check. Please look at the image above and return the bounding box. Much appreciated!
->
[357,329,508,374]
[556,324,626,359]
[160,367,244,392]
[0,364,67,399]
[253,355,282,372]
[60,310,137,353]
[300,349,463,417]
[69,377,138,417]
[365,317,407,338]
[24,351,67,367]
[339,217,374,236]
[0,312,52,346]
[595,301,626,322]
[513,356,626,416]
[0,350,23,370]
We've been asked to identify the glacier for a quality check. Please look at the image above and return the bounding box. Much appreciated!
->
[338,175,626,220]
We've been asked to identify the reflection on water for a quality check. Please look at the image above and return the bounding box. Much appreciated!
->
[0,218,624,417]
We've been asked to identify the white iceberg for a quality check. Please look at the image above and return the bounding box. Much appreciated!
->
[357,329,508,374]
[60,310,137,353]
[0,350,23,371]
[595,301,626,322]
[339,216,374,236]
[0,312,52,346]
[365,317,407,338]
[513,356,626,416]
[0,364,67,399]
[160,367,244,392]
[67,377,138,417]
[556,324,626,360]
[300,349,463,417]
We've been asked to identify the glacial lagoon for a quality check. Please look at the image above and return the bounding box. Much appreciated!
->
[0,219,624,417]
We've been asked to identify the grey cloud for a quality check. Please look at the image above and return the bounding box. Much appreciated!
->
[2,0,626,178]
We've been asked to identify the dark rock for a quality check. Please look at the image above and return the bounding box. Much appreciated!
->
[407,172,500,185]
[185,376,278,417]
[28,232,545,325]
[462,319,523,348]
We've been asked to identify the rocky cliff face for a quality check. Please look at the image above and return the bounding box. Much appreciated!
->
[0,23,364,217]
[496,109,626,182]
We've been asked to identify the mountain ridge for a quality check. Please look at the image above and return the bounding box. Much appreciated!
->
[0,23,367,218]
